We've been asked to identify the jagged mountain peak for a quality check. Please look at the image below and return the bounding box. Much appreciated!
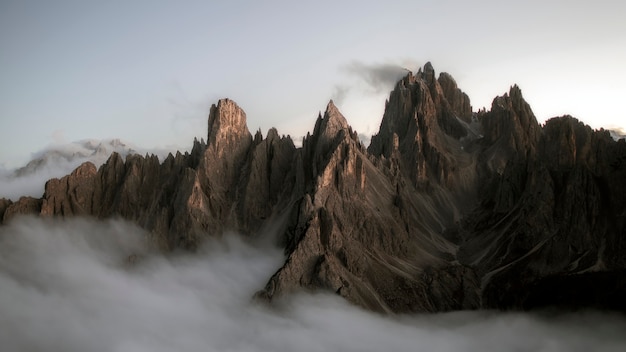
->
[438,72,472,122]
[491,84,530,117]
[538,115,619,170]
[307,100,357,158]
[422,61,436,85]
[207,98,252,148]
[483,84,540,158]
[3,63,626,314]
[318,99,350,137]
[369,62,479,188]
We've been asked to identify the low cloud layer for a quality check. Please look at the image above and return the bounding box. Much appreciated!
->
[0,139,173,200]
[1,217,626,351]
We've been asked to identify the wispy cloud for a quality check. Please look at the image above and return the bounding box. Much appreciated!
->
[0,140,173,200]
[331,84,351,105]
[341,61,413,94]
[330,59,420,143]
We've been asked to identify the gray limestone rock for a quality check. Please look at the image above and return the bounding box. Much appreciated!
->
[3,64,625,313]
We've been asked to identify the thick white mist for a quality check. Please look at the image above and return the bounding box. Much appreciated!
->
[1,217,625,352]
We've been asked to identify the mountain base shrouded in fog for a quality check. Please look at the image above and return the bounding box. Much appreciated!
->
[1,63,625,315]
[1,217,626,352]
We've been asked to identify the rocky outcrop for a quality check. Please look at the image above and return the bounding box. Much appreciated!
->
[368,63,482,226]
[7,99,297,250]
[480,85,541,166]
[258,101,480,312]
[438,72,472,122]
[2,63,625,313]
[457,108,626,310]
[0,198,13,223]
[41,162,98,216]
[2,197,42,223]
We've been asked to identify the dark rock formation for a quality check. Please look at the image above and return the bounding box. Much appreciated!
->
[0,198,13,221]
[3,197,42,223]
[258,100,479,312]
[458,113,626,311]
[1,99,296,250]
[41,162,98,216]
[2,62,625,313]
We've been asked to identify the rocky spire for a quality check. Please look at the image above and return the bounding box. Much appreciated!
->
[3,64,626,313]
[369,62,475,193]
[438,72,472,122]
[207,98,252,151]
[311,100,351,146]
[423,61,436,85]
[320,100,349,135]
[481,84,541,162]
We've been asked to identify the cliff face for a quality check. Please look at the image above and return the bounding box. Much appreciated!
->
[4,99,296,250]
[259,101,479,312]
[2,63,625,313]
[458,114,626,310]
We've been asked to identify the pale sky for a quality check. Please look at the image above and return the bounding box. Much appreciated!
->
[1,0,625,168]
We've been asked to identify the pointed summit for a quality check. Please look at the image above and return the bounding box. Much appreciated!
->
[305,100,355,159]
[423,61,436,84]
[207,99,251,148]
[482,84,540,159]
[438,72,472,121]
[423,61,434,72]
[311,100,350,142]
[322,99,349,135]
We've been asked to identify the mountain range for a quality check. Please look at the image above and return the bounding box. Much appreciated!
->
[1,62,624,313]
[0,139,174,200]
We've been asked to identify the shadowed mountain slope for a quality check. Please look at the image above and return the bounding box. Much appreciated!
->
[2,63,625,313]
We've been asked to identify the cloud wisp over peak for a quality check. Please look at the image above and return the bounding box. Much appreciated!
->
[331,60,416,105]
[342,61,414,93]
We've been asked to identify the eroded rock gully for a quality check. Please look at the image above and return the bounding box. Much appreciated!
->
[3,64,625,313]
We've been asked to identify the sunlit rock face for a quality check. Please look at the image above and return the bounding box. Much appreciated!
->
[2,63,625,313]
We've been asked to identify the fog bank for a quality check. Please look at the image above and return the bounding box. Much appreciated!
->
[1,217,625,352]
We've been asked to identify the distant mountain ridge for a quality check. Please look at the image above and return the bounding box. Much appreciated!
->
[14,139,138,177]
[1,63,624,313]
[0,139,172,201]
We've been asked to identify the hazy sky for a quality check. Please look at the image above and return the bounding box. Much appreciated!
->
[1,0,625,167]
